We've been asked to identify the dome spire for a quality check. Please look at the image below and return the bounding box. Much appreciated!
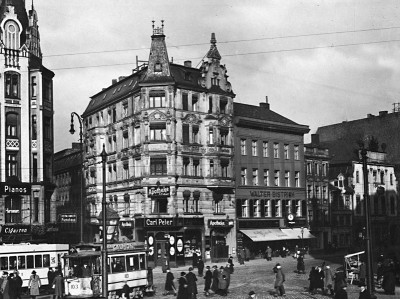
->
[206,32,221,60]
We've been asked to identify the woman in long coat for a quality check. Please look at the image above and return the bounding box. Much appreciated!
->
[324,265,334,295]
[28,270,41,299]
[177,272,189,299]
[164,269,176,295]
[52,273,64,299]
[382,259,396,295]
[210,266,219,293]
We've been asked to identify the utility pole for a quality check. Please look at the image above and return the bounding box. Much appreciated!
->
[101,145,108,298]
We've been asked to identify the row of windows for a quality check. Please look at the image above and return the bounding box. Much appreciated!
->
[236,198,307,218]
[109,254,146,273]
[355,170,394,185]
[240,168,300,187]
[307,184,328,199]
[354,194,397,216]
[306,161,328,176]
[240,139,300,160]
[0,254,51,271]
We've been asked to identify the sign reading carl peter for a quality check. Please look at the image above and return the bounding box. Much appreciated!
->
[0,183,31,195]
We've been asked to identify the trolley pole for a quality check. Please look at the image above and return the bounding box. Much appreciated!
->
[361,148,376,299]
[101,145,108,298]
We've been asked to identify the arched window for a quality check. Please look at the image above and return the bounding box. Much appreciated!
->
[6,112,18,137]
[4,20,20,49]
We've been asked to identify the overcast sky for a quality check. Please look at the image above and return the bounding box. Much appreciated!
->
[31,0,400,151]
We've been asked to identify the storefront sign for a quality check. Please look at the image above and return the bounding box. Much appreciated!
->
[145,217,174,227]
[1,225,30,235]
[0,183,31,195]
[60,213,77,223]
[249,190,295,199]
[208,219,234,228]
[148,186,170,197]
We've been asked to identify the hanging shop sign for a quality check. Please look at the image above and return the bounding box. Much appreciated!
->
[0,183,31,195]
[208,219,234,228]
[147,186,170,197]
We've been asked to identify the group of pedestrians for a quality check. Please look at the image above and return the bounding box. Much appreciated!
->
[0,270,22,299]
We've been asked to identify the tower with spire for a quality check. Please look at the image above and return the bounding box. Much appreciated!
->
[0,0,56,243]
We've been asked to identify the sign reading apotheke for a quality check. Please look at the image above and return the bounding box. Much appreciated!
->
[0,183,31,195]
[147,186,170,197]
[208,219,234,228]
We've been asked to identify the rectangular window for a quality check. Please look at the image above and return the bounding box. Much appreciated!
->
[240,139,246,155]
[252,169,258,186]
[209,159,214,177]
[274,170,280,186]
[322,163,327,176]
[356,195,361,215]
[264,200,271,217]
[273,143,279,158]
[322,186,327,199]
[252,140,257,156]
[182,124,189,144]
[390,173,393,185]
[123,163,129,180]
[150,124,166,141]
[192,95,198,111]
[183,158,190,176]
[380,171,384,184]
[295,171,300,187]
[241,168,247,185]
[149,93,166,108]
[209,128,214,144]
[294,145,299,160]
[5,73,19,98]
[151,197,168,213]
[263,169,269,186]
[307,162,312,175]
[284,144,289,159]
[150,158,167,175]
[122,130,129,148]
[192,126,199,144]
[193,159,200,176]
[31,76,37,97]
[6,153,18,178]
[263,141,268,157]
[241,200,248,218]
[285,171,290,187]
[182,94,188,111]
[122,103,128,118]
[32,115,37,140]
[220,129,228,145]
[220,99,227,114]
[208,96,213,113]
[221,160,229,178]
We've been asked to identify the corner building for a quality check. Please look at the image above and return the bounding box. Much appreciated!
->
[82,25,235,267]
[0,1,56,243]
[234,99,310,257]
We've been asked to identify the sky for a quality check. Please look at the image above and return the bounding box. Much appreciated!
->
[30,0,400,151]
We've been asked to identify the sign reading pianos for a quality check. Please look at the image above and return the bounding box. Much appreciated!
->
[0,182,31,195]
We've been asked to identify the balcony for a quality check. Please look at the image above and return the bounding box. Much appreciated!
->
[6,138,19,151]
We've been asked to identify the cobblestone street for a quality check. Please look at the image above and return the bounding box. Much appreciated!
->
[149,253,399,299]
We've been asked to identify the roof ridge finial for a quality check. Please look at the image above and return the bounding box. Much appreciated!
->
[152,20,165,36]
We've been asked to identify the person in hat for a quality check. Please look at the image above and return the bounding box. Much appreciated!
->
[358,284,370,299]
[52,272,64,299]
[273,263,286,297]
[186,267,198,299]
[0,272,8,299]
[13,271,22,299]
[177,272,188,299]
[47,268,55,292]
[197,258,204,277]
[28,270,41,299]
[324,265,334,296]
[203,266,212,296]
[248,290,256,299]
[210,266,219,294]
[164,268,176,296]
[217,274,227,296]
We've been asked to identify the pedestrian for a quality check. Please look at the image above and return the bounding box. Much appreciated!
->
[227,256,234,274]
[186,267,198,299]
[281,246,287,258]
[273,263,285,297]
[382,259,396,295]
[28,270,41,299]
[12,271,22,299]
[266,246,272,261]
[163,268,176,296]
[210,265,219,294]
[358,284,370,299]
[47,268,55,291]
[222,265,230,292]
[197,259,204,277]
[333,267,347,295]
[315,266,325,294]
[2,273,10,299]
[203,266,212,296]
[324,265,334,296]
[334,286,348,299]
[248,290,256,299]
[177,272,188,299]
[0,272,8,299]
[358,262,366,287]
[216,274,227,296]
[7,274,16,299]
[52,272,63,299]
[192,252,198,269]
[121,281,130,299]
[297,254,305,274]
[308,267,317,294]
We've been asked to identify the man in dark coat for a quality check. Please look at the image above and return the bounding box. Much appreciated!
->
[47,268,55,291]
[7,273,16,299]
[273,263,285,296]
[12,271,22,299]
[333,267,347,295]
[297,254,305,274]
[177,272,188,299]
[197,259,204,277]
[164,268,176,295]
[382,259,396,295]
[203,266,212,296]
[266,246,272,261]
[185,267,198,299]
[315,266,325,294]
[334,286,348,299]
[210,265,219,294]
[227,256,234,274]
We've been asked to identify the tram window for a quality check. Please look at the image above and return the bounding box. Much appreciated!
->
[110,256,125,273]
[139,254,145,270]
[0,257,8,270]
[9,256,17,269]
[27,255,34,268]
[35,255,42,268]
[18,256,26,269]
[126,255,136,271]
[43,255,50,267]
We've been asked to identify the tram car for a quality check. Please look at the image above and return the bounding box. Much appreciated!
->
[0,243,69,287]
[63,242,149,298]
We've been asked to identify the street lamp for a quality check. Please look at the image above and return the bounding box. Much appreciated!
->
[300,227,304,249]
[100,144,108,298]
[69,112,84,244]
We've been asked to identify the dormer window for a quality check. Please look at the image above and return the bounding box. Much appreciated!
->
[154,62,162,72]
[184,72,191,81]
[4,20,19,50]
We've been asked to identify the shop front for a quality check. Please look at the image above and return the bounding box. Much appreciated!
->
[208,218,234,262]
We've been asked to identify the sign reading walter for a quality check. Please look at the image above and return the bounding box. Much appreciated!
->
[148,186,170,197]
[0,183,31,195]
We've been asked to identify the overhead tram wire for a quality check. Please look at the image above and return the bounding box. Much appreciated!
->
[43,25,400,58]
[49,38,400,71]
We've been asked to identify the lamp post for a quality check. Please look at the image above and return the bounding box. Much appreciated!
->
[69,112,84,244]
[100,144,108,298]
[360,148,376,299]
[300,227,304,249]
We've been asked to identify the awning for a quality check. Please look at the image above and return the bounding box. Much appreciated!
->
[281,228,316,239]
[240,229,290,242]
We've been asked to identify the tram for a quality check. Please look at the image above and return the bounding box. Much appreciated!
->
[0,243,69,287]
[63,242,149,298]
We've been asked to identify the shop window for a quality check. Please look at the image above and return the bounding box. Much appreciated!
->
[5,196,21,223]
[150,158,167,176]
[5,72,19,98]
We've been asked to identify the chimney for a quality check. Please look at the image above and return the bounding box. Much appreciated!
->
[311,134,320,145]
[379,111,388,117]
[184,60,192,68]
[112,79,117,85]
[118,76,126,81]
[367,113,374,118]
[259,96,270,109]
